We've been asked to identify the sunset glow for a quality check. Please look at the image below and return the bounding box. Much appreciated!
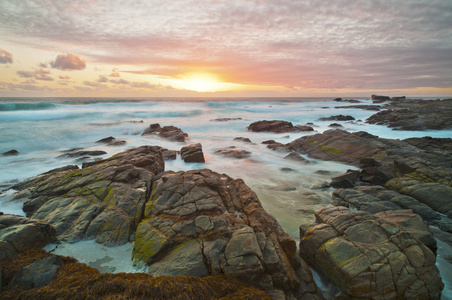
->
[0,0,451,97]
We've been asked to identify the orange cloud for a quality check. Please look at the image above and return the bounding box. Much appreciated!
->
[51,53,86,70]
[0,49,13,64]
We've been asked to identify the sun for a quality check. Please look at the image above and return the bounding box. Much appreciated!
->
[180,72,221,92]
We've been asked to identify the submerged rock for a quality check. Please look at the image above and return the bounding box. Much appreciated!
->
[95,136,126,146]
[214,147,251,159]
[2,150,19,156]
[318,115,355,121]
[300,206,444,299]
[133,169,322,298]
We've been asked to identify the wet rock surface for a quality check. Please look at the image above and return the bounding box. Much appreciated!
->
[214,147,252,159]
[248,120,303,133]
[181,143,205,163]
[300,206,444,299]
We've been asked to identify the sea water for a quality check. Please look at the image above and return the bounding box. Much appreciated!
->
[1,97,451,298]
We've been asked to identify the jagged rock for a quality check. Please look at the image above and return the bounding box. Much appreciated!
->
[248,120,301,133]
[2,150,19,156]
[299,206,444,299]
[132,169,322,299]
[214,147,251,159]
[11,146,165,246]
[330,170,360,188]
[142,123,188,142]
[58,150,107,158]
[318,115,355,121]
[180,143,205,163]
[9,256,63,290]
[95,136,126,146]
[0,214,56,260]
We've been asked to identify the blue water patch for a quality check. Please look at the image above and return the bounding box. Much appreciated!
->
[0,102,58,111]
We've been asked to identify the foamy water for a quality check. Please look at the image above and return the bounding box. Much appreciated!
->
[1,97,452,298]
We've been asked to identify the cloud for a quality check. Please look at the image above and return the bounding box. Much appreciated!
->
[17,68,54,81]
[0,49,13,64]
[51,53,86,70]
[83,80,104,87]
[59,75,71,80]
[109,68,120,77]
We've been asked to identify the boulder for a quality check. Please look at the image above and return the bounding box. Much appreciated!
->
[294,125,314,131]
[214,147,251,159]
[142,123,188,142]
[329,170,360,188]
[180,143,205,163]
[0,214,56,260]
[58,150,107,158]
[132,169,322,299]
[283,152,310,164]
[371,94,391,103]
[248,120,300,133]
[11,146,165,246]
[300,206,444,299]
[234,137,252,143]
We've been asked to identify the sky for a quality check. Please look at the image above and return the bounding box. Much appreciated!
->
[0,0,451,98]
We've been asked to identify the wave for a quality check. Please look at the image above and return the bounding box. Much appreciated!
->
[0,102,58,111]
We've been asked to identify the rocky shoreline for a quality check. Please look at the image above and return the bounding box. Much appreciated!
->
[1,98,451,299]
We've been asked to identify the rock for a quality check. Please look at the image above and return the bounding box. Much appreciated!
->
[403,136,452,152]
[9,255,63,290]
[330,170,360,188]
[318,115,355,121]
[142,123,188,142]
[180,143,205,163]
[386,179,452,218]
[300,206,443,299]
[214,147,251,159]
[366,99,452,130]
[328,123,343,128]
[283,152,310,164]
[374,210,437,253]
[334,98,342,102]
[336,105,382,111]
[2,150,19,156]
[95,136,126,146]
[391,96,406,101]
[0,214,56,260]
[262,140,277,144]
[248,120,300,133]
[210,117,243,122]
[132,169,322,298]
[315,170,331,175]
[266,142,291,153]
[294,125,314,131]
[234,137,252,143]
[58,150,107,158]
[11,146,165,246]
[371,94,391,103]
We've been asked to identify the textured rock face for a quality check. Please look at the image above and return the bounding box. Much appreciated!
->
[0,214,56,260]
[214,147,252,159]
[142,123,188,142]
[300,206,444,299]
[180,143,205,163]
[12,146,165,246]
[9,256,63,290]
[132,169,321,298]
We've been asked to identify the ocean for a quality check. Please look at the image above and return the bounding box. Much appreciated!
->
[1,97,451,297]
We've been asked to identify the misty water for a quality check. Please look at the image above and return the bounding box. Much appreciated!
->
[1,97,451,298]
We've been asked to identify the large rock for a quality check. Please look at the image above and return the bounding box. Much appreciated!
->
[132,169,322,299]
[366,99,452,130]
[318,115,355,121]
[300,206,444,299]
[11,146,165,246]
[0,214,56,260]
[142,123,188,142]
[248,120,300,133]
[214,147,251,159]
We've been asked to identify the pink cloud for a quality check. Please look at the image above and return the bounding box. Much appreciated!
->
[51,53,86,70]
[0,49,13,64]
[59,75,71,79]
